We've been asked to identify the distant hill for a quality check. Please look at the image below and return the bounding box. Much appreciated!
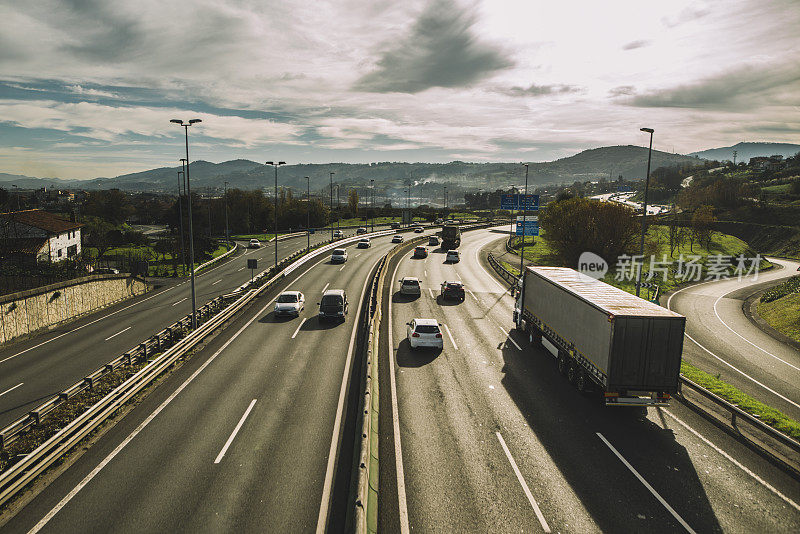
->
[690,142,800,163]
[0,173,74,189]
[0,145,704,193]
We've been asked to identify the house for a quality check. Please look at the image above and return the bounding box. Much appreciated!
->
[0,209,82,263]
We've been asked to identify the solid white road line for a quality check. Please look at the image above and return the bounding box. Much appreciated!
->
[663,409,800,512]
[171,297,188,307]
[214,399,257,464]
[212,279,222,285]
[387,258,411,534]
[322,283,330,293]
[442,323,458,350]
[429,288,435,299]
[104,326,131,341]
[597,432,696,533]
[713,293,800,372]
[316,256,383,533]
[496,432,551,533]
[28,294,281,534]
[498,326,522,351]
[424,270,428,277]
[0,382,23,398]
[467,289,478,301]
[291,318,307,339]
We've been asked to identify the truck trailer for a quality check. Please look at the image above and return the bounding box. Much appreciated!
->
[513,266,685,406]
[440,225,461,250]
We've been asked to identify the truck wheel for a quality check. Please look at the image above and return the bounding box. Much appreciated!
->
[557,353,568,376]
[567,363,578,384]
[576,371,588,393]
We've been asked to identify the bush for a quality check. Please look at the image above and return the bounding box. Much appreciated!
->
[761,275,800,303]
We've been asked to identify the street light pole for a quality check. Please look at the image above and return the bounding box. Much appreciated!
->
[336,184,340,233]
[266,161,286,273]
[177,171,186,277]
[306,176,311,252]
[224,181,230,246]
[519,164,529,276]
[170,118,202,329]
[636,127,654,297]
[329,172,335,239]
[180,158,188,274]
[370,179,375,232]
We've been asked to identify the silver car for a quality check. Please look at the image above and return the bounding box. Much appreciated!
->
[399,277,421,296]
[406,318,444,350]
[331,248,347,263]
[274,291,304,317]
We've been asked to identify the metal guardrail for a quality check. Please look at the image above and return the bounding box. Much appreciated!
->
[193,241,238,274]
[487,252,519,288]
[485,247,800,458]
[679,377,800,455]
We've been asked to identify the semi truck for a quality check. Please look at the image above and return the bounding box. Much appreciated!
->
[513,266,685,406]
[440,225,461,250]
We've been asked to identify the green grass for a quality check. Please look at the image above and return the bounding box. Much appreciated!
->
[757,292,800,343]
[230,233,279,241]
[680,360,800,440]
[761,183,791,194]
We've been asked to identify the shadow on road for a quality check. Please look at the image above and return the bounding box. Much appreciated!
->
[396,338,441,368]
[498,338,723,533]
[392,291,420,303]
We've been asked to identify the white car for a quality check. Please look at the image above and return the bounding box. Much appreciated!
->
[331,248,347,263]
[392,235,404,243]
[406,318,444,350]
[333,230,344,238]
[357,238,371,248]
[446,250,460,263]
[248,239,261,248]
[356,227,368,235]
[399,277,421,296]
[274,291,304,317]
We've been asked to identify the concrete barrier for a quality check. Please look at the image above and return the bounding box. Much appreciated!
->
[0,275,148,345]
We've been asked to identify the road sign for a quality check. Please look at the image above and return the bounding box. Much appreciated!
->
[617,186,633,192]
[247,259,257,269]
[515,220,539,236]
[501,194,539,210]
[516,215,538,223]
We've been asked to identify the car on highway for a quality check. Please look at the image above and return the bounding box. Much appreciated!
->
[391,222,400,229]
[428,236,439,246]
[356,227,368,235]
[392,234,404,243]
[274,291,304,317]
[445,250,460,263]
[413,246,428,258]
[333,230,344,238]
[330,248,347,263]
[406,318,443,350]
[440,281,465,302]
[248,238,261,248]
[435,218,443,224]
[357,238,371,248]
[318,289,348,321]
[414,227,424,233]
[399,276,421,296]
[93,267,120,275]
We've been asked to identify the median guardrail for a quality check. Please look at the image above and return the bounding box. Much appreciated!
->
[194,241,238,274]
[487,252,519,288]
[0,226,397,509]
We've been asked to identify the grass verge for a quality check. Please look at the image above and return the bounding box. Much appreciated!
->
[757,292,800,343]
[680,360,800,440]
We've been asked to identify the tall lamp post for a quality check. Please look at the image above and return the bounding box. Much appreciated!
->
[305,176,311,252]
[224,181,230,246]
[170,118,202,329]
[329,172,335,239]
[180,158,189,273]
[177,171,186,277]
[519,164,529,276]
[636,128,654,298]
[335,184,340,233]
[370,179,375,232]
[266,161,286,273]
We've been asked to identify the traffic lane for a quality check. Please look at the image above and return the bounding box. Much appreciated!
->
[0,232,342,427]
[388,229,799,533]
[669,280,800,421]
[5,235,396,533]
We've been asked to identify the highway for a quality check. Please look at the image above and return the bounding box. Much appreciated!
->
[378,227,800,533]
[0,228,434,533]
[667,257,800,421]
[0,229,361,429]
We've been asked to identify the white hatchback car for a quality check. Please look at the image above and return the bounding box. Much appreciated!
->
[406,318,444,350]
[248,239,261,248]
[331,248,347,263]
[274,291,304,317]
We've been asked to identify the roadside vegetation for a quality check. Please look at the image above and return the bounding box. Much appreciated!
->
[757,276,800,343]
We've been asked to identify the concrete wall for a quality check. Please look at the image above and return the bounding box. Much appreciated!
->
[0,274,148,345]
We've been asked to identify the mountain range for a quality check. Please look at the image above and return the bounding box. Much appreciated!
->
[2,142,797,193]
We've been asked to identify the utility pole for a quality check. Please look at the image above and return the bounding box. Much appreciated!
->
[224,181,229,246]
[329,172,335,239]
[267,161,286,273]
[519,164,529,276]
[636,127,655,298]
[306,176,311,252]
[370,179,375,232]
[177,171,186,277]
[733,150,737,166]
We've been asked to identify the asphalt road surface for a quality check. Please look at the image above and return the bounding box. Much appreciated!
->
[0,229,361,429]
[378,227,800,533]
[667,257,800,421]
[1,228,437,533]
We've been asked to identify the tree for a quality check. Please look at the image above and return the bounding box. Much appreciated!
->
[83,189,133,225]
[83,217,116,260]
[348,189,359,216]
[691,205,716,250]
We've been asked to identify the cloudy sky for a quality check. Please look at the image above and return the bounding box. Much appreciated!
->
[0,0,798,180]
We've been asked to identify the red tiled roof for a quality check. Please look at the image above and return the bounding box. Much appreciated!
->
[0,237,48,255]
[0,209,82,234]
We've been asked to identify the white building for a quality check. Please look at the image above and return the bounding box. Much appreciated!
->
[0,209,82,262]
